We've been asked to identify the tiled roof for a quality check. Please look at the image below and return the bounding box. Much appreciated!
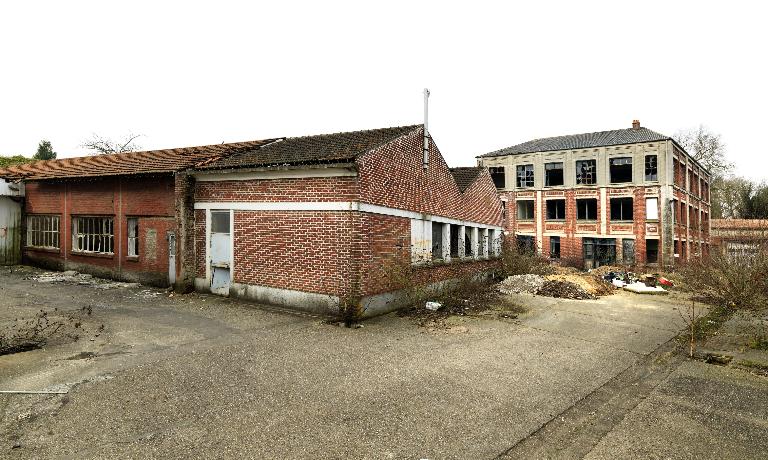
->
[711,219,768,230]
[449,167,484,192]
[478,127,670,158]
[0,139,279,181]
[197,125,421,170]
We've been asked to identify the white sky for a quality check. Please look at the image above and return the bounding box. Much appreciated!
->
[1,1,766,181]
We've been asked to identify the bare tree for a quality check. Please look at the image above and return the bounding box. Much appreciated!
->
[80,133,142,155]
[673,125,732,178]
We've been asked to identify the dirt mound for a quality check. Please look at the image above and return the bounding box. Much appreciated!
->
[538,280,595,300]
[498,274,545,295]
[545,274,615,296]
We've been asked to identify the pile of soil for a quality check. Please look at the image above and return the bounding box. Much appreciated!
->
[538,280,595,300]
[498,274,546,295]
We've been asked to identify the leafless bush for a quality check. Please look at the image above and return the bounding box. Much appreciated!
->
[501,239,553,277]
[680,242,768,309]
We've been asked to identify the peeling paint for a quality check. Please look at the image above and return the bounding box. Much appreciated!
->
[0,196,22,265]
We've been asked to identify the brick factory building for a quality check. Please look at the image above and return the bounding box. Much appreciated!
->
[0,125,503,316]
[710,219,768,257]
[477,121,711,268]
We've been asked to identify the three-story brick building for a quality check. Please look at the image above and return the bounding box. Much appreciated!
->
[477,121,710,268]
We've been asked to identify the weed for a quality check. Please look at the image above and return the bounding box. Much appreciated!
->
[736,360,768,374]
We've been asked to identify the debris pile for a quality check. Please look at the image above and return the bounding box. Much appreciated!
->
[538,280,595,300]
[30,271,140,289]
[497,274,546,295]
[545,274,614,296]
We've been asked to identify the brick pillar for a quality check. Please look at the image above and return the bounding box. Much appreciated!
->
[174,172,196,292]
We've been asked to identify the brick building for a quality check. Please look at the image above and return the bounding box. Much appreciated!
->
[0,125,503,316]
[477,121,711,268]
[710,219,768,257]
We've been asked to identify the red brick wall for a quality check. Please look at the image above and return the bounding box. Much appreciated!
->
[23,176,177,286]
[196,177,358,203]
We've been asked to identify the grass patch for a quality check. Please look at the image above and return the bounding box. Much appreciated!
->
[746,335,768,351]
[736,360,768,373]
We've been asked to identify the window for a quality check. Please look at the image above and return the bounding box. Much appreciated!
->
[516,164,534,188]
[464,227,474,258]
[646,197,659,220]
[73,216,114,254]
[127,218,139,257]
[550,236,560,259]
[517,200,534,220]
[610,197,633,221]
[644,155,658,181]
[449,224,460,258]
[517,235,535,254]
[646,239,659,263]
[610,157,633,183]
[577,199,597,220]
[431,222,444,261]
[26,215,60,249]
[211,211,230,234]
[489,166,506,189]
[546,199,566,220]
[545,162,564,186]
[575,159,596,185]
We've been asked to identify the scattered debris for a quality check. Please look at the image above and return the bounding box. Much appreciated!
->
[30,271,140,289]
[425,301,443,311]
[623,282,668,295]
[498,274,545,295]
[538,280,595,300]
[545,274,614,296]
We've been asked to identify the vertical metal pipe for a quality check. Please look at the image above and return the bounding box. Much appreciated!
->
[423,88,430,169]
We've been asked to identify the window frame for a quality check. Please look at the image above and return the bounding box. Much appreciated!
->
[575,159,597,185]
[488,166,506,189]
[645,197,659,221]
[545,199,566,220]
[644,155,658,181]
[26,214,61,250]
[516,164,534,188]
[516,200,534,220]
[610,197,634,221]
[576,198,598,221]
[550,236,561,259]
[544,162,564,187]
[72,216,115,254]
[127,217,139,258]
[609,157,633,184]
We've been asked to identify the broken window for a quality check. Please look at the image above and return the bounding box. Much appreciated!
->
[450,224,460,258]
[577,199,597,220]
[545,162,564,186]
[26,215,60,249]
[489,166,506,189]
[646,239,659,263]
[517,200,534,220]
[546,199,566,220]
[645,155,658,181]
[431,222,444,261]
[550,236,561,259]
[464,227,474,258]
[610,197,633,221]
[516,164,534,188]
[575,159,596,185]
[610,157,633,183]
[516,235,535,254]
[127,218,139,257]
[73,216,114,254]
[645,197,659,220]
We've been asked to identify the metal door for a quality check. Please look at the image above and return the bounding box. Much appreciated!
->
[210,210,231,296]
[0,197,21,265]
[167,232,176,286]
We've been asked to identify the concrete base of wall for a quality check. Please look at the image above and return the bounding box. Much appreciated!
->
[23,252,171,288]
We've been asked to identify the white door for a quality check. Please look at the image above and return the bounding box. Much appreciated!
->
[167,232,176,286]
[210,210,231,296]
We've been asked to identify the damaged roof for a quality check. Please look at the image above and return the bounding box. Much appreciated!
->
[0,139,279,181]
[196,125,421,170]
[478,127,670,158]
[449,167,484,192]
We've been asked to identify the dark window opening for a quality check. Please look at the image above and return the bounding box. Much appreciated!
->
[645,155,658,181]
[450,224,460,257]
[516,164,534,188]
[577,199,597,220]
[464,229,473,258]
[550,236,561,259]
[646,239,659,263]
[545,162,564,186]
[546,199,566,220]
[432,223,444,260]
[583,238,616,268]
[575,159,597,185]
[517,235,535,254]
[489,166,506,189]
[610,157,633,183]
[517,201,534,220]
[610,197,634,221]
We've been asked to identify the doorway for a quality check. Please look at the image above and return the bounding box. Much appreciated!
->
[210,210,232,296]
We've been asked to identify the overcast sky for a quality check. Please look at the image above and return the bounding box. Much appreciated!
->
[1,1,766,181]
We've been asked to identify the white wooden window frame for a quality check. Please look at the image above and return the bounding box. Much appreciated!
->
[127,218,139,257]
[72,216,115,254]
[26,215,60,249]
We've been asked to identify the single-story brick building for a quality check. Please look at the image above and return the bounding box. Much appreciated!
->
[710,218,768,257]
[0,125,504,316]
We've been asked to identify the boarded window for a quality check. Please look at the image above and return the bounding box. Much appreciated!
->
[410,219,431,263]
[646,197,659,220]
[575,160,596,185]
[577,199,597,220]
[26,215,60,249]
[546,199,566,220]
[516,164,534,188]
[610,157,633,183]
[610,198,633,221]
[545,162,564,186]
[127,218,139,257]
[73,216,114,254]
[489,166,505,189]
[645,155,658,181]
[517,201,534,220]
[550,236,561,259]
[431,222,444,261]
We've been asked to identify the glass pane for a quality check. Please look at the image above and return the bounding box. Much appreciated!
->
[211,211,230,234]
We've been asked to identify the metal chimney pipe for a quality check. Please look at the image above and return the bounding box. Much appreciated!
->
[423,88,430,169]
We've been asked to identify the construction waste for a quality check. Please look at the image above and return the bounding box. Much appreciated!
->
[30,271,140,289]
[600,270,669,295]
[538,280,595,300]
[497,274,546,295]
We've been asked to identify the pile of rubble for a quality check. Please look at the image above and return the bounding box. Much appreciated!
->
[538,280,595,300]
[30,271,140,289]
[497,274,546,295]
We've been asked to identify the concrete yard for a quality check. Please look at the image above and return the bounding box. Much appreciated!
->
[1,266,766,459]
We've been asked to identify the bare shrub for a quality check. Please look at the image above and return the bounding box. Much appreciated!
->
[501,239,553,277]
[680,242,768,309]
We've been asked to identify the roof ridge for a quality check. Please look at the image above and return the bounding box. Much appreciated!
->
[281,124,421,141]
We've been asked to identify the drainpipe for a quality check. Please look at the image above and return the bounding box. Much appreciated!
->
[423,88,430,169]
